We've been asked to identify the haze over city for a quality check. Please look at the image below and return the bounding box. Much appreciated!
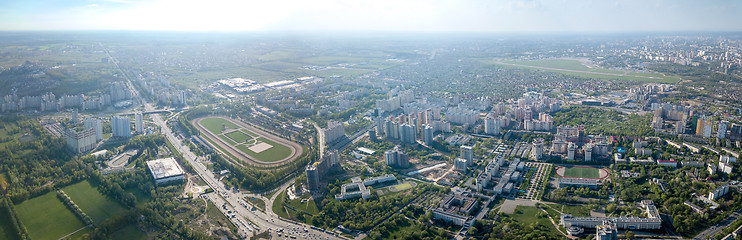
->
[3,1,742,240]
[1,0,741,32]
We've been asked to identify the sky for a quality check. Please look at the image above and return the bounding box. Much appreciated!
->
[0,0,741,32]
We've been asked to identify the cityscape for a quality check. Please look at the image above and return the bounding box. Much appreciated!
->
[1,1,742,240]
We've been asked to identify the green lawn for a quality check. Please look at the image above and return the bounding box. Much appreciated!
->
[508,206,561,239]
[390,183,412,192]
[562,167,600,179]
[0,205,20,240]
[62,181,127,224]
[110,225,147,240]
[246,197,266,212]
[225,130,253,143]
[218,134,237,145]
[15,192,87,240]
[200,117,239,135]
[234,137,293,162]
[272,190,318,221]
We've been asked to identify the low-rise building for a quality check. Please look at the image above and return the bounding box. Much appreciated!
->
[561,200,661,230]
[146,157,185,185]
[432,194,478,226]
[657,159,678,168]
[559,178,600,189]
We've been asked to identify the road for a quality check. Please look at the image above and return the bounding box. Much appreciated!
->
[313,122,326,158]
[102,43,346,239]
[695,206,742,240]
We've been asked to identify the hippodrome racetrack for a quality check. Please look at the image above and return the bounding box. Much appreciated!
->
[193,116,304,168]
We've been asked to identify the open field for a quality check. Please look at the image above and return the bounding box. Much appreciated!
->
[194,116,304,167]
[15,192,87,240]
[62,181,127,224]
[110,225,148,240]
[225,130,252,143]
[507,206,562,239]
[487,59,681,83]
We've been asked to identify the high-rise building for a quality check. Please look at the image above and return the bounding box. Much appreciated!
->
[323,120,346,144]
[112,116,131,138]
[460,145,474,162]
[65,128,97,154]
[532,138,544,160]
[718,120,729,139]
[399,123,417,144]
[484,115,500,135]
[423,124,434,146]
[135,112,143,134]
[84,118,103,142]
[454,158,469,172]
[584,144,593,161]
[568,143,576,160]
[384,145,409,168]
[696,117,712,138]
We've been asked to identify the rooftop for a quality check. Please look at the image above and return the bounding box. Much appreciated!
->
[146,157,185,180]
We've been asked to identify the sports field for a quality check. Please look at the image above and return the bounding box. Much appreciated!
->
[488,59,681,83]
[562,166,600,179]
[62,181,127,224]
[15,192,87,240]
[195,116,303,167]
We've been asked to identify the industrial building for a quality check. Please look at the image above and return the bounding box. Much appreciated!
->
[146,157,186,185]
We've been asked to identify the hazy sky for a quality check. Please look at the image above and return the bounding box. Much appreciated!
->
[0,0,740,32]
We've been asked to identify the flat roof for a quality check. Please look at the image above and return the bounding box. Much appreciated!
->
[357,147,376,155]
[146,157,185,180]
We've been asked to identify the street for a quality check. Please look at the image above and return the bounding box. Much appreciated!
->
[104,44,346,239]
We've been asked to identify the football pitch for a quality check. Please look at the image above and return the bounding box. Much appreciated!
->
[562,167,600,179]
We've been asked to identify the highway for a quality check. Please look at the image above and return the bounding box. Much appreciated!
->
[103,43,346,239]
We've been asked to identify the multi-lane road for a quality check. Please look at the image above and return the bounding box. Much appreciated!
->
[103,44,347,239]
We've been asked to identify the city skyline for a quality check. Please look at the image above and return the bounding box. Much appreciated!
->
[1,0,741,32]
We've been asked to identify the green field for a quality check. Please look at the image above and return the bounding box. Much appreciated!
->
[110,225,148,240]
[507,206,561,238]
[272,190,318,222]
[200,118,238,134]
[225,130,253,143]
[15,192,87,240]
[562,167,600,179]
[488,59,681,83]
[390,183,412,192]
[235,137,292,162]
[62,181,127,224]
